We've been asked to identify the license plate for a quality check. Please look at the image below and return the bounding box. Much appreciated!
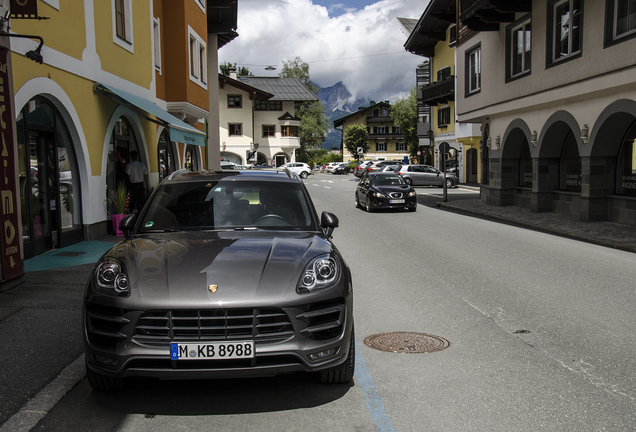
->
[390,199,405,204]
[170,341,254,360]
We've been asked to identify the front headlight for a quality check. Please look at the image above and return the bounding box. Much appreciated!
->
[373,192,384,198]
[408,191,416,197]
[95,257,130,296]
[297,254,339,293]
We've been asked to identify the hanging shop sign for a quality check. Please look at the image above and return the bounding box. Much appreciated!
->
[0,47,24,281]
[10,0,38,18]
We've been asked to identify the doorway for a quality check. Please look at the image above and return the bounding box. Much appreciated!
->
[17,98,83,258]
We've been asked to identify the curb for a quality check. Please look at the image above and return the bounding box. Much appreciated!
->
[0,355,85,432]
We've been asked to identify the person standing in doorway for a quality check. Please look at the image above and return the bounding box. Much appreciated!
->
[126,151,149,213]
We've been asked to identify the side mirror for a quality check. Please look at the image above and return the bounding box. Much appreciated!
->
[320,211,339,239]
[120,213,138,239]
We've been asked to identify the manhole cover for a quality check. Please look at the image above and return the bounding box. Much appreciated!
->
[363,332,450,354]
[54,251,86,257]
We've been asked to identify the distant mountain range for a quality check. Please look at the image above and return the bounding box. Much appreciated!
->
[316,82,369,151]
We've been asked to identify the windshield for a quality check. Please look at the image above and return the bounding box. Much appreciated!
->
[370,175,406,186]
[139,180,316,232]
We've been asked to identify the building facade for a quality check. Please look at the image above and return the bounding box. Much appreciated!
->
[403,0,482,183]
[456,0,636,225]
[0,0,239,276]
[218,72,317,167]
[335,102,409,163]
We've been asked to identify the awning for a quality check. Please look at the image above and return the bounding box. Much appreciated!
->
[94,83,206,147]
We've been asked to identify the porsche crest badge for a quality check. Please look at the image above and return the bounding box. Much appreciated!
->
[208,284,218,293]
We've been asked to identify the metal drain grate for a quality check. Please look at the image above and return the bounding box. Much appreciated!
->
[363,331,450,354]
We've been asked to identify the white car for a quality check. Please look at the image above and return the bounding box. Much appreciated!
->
[281,162,312,179]
[324,162,341,173]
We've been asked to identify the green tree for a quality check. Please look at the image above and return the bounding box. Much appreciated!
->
[343,124,369,160]
[279,57,330,162]
[219,62,253,77]
[390,87,419,160]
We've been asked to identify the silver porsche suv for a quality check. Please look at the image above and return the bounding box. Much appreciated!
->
[83,169,354,390]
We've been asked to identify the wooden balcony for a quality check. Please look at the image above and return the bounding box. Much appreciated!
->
[459,0,531,32]
[419,77,454,106]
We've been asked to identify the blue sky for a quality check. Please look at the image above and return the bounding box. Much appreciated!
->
[219,0,429,105]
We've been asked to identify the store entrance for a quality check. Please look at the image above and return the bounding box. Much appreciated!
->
[18,98,83,259]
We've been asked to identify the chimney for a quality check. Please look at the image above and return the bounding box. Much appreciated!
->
[229,67,237,80]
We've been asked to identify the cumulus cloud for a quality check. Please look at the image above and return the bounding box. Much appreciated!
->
[219,0,429,106]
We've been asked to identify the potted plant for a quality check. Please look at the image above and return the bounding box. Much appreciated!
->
[106,181,131,236]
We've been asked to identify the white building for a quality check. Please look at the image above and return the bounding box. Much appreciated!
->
[218,72,318,167]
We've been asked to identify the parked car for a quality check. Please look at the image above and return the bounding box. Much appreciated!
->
[321,162,340,173]
[378,164,402,172]
[367,160,404,173]
[280,162,312,179]
[355,171,417,212]
[354,161,374,178]
[397,164,458,188]
[220,161,237,170]
[333,162,350,175]
[83,169,354,390]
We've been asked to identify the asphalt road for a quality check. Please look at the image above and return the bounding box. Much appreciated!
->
[21,173,636,431]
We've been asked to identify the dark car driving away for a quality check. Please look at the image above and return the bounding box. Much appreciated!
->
[355,172,417,212]
[83,169,354,389]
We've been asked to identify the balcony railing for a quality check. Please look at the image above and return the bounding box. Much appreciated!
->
[459,0,531,32]
[419,77,454,106]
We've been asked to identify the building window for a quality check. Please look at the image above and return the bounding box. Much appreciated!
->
[374,126,387,134]
[115,0,126,39]
[188,26,207,89]
[112,0,133,52]
[228,95,242,108]
[449,24,457,46]
[255,100,282,110]
[392,126,402,134]
[281,126,299,137]
[506,16,532,80]
[397,142,406,152]
[229,124,242,136]
[382,108,389,116]
[617,122,636,196]
[547,0,583,65]
[437,66,452,81]
[153,17,161,72]
[438,107,451,127]
[376,142,387,152]
[559,131,581,192]
[519,140,533,187]
[194,0,206,13]
[605,0,636,46]
[263,125,275,137]
[466,45,481,95]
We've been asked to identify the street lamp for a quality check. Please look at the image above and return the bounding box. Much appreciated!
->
[0,32,44,64]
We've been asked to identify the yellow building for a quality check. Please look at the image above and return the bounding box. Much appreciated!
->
[334,102,409,163]
[2,0,234,264]
[404,0,482,183]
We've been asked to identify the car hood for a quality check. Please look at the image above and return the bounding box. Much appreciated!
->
[103,231,335,307]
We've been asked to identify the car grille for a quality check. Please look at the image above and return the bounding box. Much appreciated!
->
[132,308,294,347]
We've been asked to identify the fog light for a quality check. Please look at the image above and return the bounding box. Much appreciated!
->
[94,355,120,367]
[308,348,337,361]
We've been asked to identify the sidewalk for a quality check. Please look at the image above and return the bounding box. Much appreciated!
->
[440,186,636,254]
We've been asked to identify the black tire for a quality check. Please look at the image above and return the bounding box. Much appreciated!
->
[355,193,361,208]
[86,361,126,391]
[409,205,417,212]
[320,327,355,384]
[365,198,373,212]
[404,177,413,185]
[300,171,308,179]
[446,178,454,188]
